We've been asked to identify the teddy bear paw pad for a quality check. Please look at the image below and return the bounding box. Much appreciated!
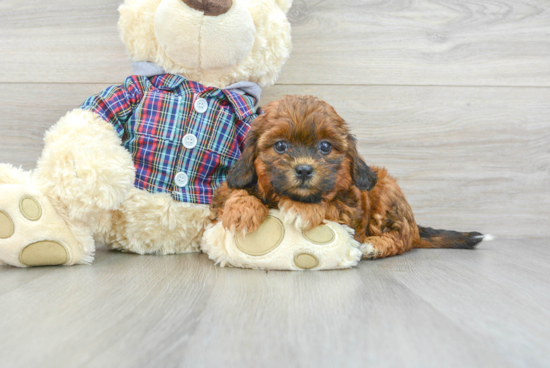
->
[235,215,285,256]
[0,184,83,268]
[19,196,42,221]
[20,241,69,267]
[0,211,15,239]
[302,225,335,245]
[294,253,319,269]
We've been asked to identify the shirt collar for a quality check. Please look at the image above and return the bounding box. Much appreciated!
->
[132,61,262,117]
[221,90,257,121]
[153,74,188,91]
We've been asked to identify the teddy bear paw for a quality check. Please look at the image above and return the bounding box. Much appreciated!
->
[0,184,89,268]
[202,209,363,271]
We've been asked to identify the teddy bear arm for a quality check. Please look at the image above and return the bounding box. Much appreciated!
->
[35,108,135,223]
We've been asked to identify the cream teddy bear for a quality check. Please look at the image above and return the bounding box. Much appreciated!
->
[0,0,293,267]
[0,0,362,270]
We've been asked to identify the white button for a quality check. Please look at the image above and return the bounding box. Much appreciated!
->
[194,98,208,113]
[182,134,198,149]
[175,172,189,188]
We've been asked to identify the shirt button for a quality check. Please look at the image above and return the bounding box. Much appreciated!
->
[194,98,208,113]
[182,134,198,149]
[175,172,189,188]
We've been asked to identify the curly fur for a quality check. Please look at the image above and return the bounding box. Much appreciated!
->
[211,95,487,259]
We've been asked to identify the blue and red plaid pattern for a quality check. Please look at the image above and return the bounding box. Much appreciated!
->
[80,74,257,204]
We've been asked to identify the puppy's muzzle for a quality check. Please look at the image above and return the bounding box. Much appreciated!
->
[295,165,314,182]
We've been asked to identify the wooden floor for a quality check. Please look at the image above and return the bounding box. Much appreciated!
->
[0,239,549,368]
[1,1,550,367]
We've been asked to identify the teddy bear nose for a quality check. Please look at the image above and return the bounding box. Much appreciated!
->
[182,0,233,16]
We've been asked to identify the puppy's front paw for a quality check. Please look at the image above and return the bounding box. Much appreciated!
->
[221,191,268,233]
[279,199,326,230]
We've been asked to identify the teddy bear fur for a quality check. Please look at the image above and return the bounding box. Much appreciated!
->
[120,0,293,88]
[0,0,293,267]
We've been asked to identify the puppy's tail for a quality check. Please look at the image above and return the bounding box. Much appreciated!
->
[415,226,493,249]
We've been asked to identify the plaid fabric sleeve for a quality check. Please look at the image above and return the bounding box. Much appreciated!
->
[236,113,258,151]
[80,76,146,138]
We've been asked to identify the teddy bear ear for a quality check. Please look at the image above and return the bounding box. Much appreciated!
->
[275,0,293,14]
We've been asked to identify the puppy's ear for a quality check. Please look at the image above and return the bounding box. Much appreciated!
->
[348,136,377,191]
[226,130,259,189]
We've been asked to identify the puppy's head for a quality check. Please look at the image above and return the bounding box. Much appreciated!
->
[227,95,377,203]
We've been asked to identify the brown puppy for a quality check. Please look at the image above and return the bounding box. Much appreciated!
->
[210,95,487,259]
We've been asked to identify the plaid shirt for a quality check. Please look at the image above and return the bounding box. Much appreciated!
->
[81,74,257,204]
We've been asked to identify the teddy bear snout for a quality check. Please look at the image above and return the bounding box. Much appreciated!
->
[182,0,233,16]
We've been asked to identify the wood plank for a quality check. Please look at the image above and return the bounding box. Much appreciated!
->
[0,83,114,169]
[0,0,131,84]
[386,239,550,368]
[1,83,548,238]
[0,267,57,297]
[0,249,219,368]
[282,0,550,86]
[1,0,550,86]
[178,252,512,368]
[1,239,549,367]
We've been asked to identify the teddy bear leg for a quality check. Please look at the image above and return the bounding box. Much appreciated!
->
[35,109,135,224]
[0,164,95,267]
[0,109,134,267]
[94,189,211,255]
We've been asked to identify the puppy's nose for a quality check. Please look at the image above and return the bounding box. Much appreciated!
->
[295,165,314,181]
[182,0,233,16]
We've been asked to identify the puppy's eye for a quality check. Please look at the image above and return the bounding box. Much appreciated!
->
[319,141,332,155]
[274,141,288,154]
